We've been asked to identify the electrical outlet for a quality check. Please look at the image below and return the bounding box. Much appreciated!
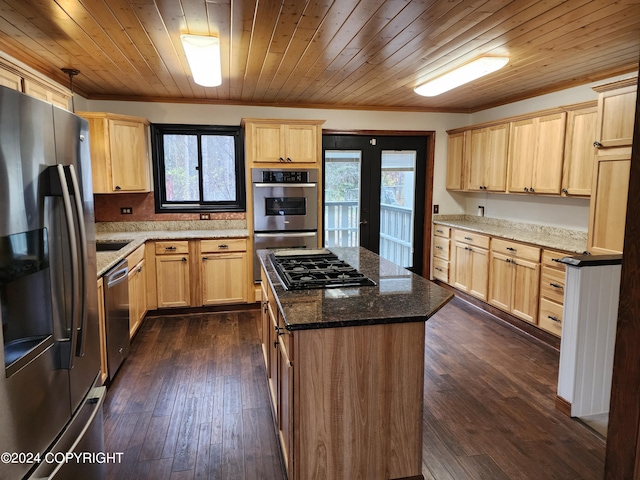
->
[120,207,133,214]
[433,204,439,214]
[200,213,210,220]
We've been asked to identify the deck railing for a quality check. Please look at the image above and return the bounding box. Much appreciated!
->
[324,201,413,267]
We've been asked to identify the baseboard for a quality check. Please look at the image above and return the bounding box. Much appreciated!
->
[555,395,572,416]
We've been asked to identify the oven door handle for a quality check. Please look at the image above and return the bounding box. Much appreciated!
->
[253,183,317,188]
[254,232,318,238]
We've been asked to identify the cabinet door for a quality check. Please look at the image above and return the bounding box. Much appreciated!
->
[156,255,191,308]
[508,118,536,193]
[278,341,293,477]
[128,266,139,337]
[0,67,21,90]
[562,106,597,196]
[452,242,471,293]
[511,258,540,324]
[596,85,637,148]
[484,124,509,192]
[201,253,248,305]
[252,123,284,163]
[446,132,465,190]
[588,154,631,254]
[267,307,279,409]
[531,113,566,194]
[465,128,487,191]
[469,247,489,301]
[488,251,512,312]
[284,124,317,163]
[108,119,149,191]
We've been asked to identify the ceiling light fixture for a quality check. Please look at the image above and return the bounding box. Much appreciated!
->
[414,56,509,97]
[180,34,222,87]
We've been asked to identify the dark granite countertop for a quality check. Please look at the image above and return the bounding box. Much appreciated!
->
[258,247,454,331]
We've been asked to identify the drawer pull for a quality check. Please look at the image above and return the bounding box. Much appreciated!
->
[549,282,563,289]
[181,257,187,262]
[218,244,229,249]
[464,236,473,241]
[165,246,177,250]
[436,229,443,233]
[436,245,442,249]
[548,315,561,323]
[506,247,517,252]
[435,267,443,272]
[551,258,561,263]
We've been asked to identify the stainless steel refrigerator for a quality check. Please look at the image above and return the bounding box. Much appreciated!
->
[0,86,106,479]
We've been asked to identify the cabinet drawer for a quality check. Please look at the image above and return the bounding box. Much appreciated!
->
[491,238,540,262]
[155,241,189,255]
[538,298,563,337]
[201,238,247,253]
[433,236,450,260]
[432,257,449,283]
[540,267,565,304]
[541,249,567,271]
[433,225,450,238]
[126,244,145,267]
[453,230,490,249]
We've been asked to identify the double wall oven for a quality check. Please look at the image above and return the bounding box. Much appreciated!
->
[252,168,319,281]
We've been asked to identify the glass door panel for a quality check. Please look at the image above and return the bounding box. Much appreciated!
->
[324,151,362,247]
[379,151,416,268]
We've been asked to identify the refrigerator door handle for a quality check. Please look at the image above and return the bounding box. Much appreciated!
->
[54,164,81,370]
[67,165,88,358]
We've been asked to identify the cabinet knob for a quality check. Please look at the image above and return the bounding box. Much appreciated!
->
[279,157,285,162]
[115,185,121,190]
[562,188,568,194]
[286,157,292,162]
[181,257,187,262]
[593,141,603,148]
[524,187,528,192]
[530,187,535,193]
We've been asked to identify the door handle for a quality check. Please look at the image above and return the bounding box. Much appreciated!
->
[359,219,368,225]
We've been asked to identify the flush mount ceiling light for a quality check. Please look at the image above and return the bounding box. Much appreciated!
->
[414,56,509,97]
[180,34,222,87]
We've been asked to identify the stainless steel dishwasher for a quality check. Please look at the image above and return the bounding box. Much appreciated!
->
[104,258,130,380]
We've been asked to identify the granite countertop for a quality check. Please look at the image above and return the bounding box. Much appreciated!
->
[432,214,588,254]
[258,247,454,331]
[95,229,249,277]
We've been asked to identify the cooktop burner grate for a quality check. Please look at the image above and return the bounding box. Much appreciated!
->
[269,251,376,290]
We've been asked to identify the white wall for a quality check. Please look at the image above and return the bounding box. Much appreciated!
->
[85,72,636,231]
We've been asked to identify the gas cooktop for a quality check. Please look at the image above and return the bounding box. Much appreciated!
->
[269,249,376,290]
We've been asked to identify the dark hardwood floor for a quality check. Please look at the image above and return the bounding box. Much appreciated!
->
[103,297,605,480]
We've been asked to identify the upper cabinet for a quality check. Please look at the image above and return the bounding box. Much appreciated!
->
[587,77,637,255]
[0,55,71,109]
[507,112,566,195]
[446,131,465,190]
[561,103,598,196]
[593,78,637,150]
[466,124,509,192]
[77,112,151,193]
[243,118,324,166]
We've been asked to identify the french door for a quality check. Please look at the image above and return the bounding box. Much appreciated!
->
[322,134,427,273]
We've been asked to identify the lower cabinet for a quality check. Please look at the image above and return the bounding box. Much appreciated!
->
[201,239,248,305]
[155,241,191,308]
[126,244,147,338]
[537,250,566,337]
[96,278,108,385]
[451,229,489,301]
[488,239,541,324]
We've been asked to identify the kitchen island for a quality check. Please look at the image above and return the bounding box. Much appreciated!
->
[258,247,453,480]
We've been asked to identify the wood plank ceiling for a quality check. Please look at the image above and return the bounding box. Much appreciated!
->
[0,0,637,112]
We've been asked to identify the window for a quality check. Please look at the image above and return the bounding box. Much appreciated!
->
[151,124,245,212]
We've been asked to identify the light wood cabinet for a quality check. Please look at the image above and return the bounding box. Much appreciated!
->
[465,123,509,191]
[155,241,191,308]
[561,104,598,196]
[0,67,21,90]
[446,131,465,190]
[243,119,324,165]
[488,239,540,324]
[77,112,150,193]
[127,245,147,338]
[538,249,567,337]
[23,78,69,110]
[96,278,108,385]
[508,112,567,195]
[432,225,451,283]
[201,239,248,305]
[587,153,631,254]
[593,78,637,149]
[451,229,490,301]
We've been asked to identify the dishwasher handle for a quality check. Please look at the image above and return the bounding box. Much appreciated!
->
[106,261,129,288]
